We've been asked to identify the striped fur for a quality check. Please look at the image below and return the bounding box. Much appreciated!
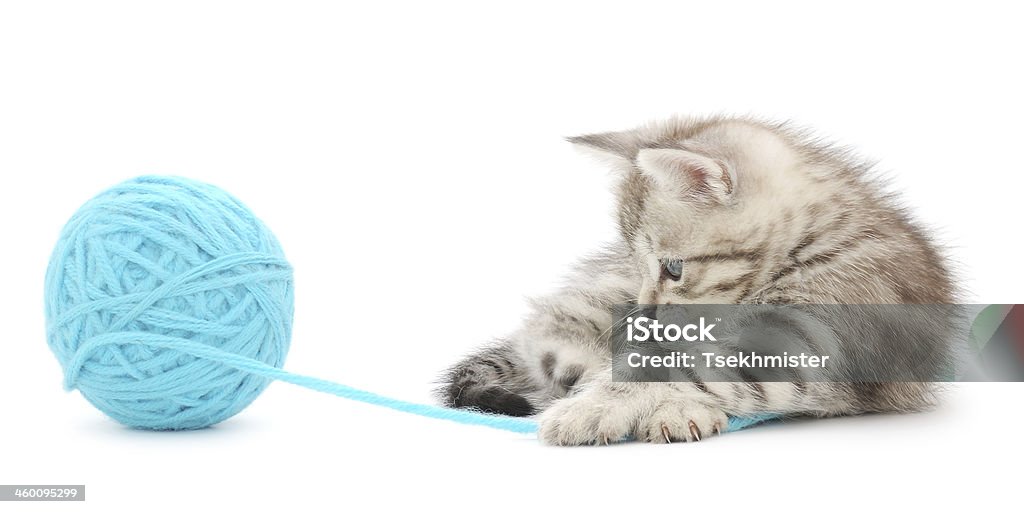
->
[438,116,957,444]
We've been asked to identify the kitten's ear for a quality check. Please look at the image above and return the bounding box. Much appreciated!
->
[636,148,736,203]
[567,130,639,166]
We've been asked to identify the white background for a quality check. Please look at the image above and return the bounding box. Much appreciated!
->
[1,1,1022,512]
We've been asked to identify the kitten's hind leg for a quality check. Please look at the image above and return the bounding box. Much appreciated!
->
[437,339,540,417]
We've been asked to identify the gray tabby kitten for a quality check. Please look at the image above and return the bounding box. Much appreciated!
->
[438,116,956,445]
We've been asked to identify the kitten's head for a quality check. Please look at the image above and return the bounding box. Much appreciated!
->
[570,116,916,304]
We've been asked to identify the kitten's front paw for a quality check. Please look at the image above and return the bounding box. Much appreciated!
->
[537,385,729,445]
[637,402,728,443]
[538,391,635,446]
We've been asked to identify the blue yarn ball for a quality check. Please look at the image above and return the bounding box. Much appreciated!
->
[44,176,294,430]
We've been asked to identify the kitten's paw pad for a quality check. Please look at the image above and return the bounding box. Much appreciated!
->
[538,394,635,446]
[639,403,728,443]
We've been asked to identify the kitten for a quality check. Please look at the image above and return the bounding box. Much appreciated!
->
[438,116,957,445]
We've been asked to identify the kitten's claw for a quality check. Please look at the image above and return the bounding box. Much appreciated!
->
[688,420,702,441]
[641,402,728,443]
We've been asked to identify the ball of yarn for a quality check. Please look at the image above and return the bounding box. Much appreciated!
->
[44,176,294,430]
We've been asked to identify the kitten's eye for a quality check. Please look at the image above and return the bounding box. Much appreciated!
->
[662,259,683,281]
